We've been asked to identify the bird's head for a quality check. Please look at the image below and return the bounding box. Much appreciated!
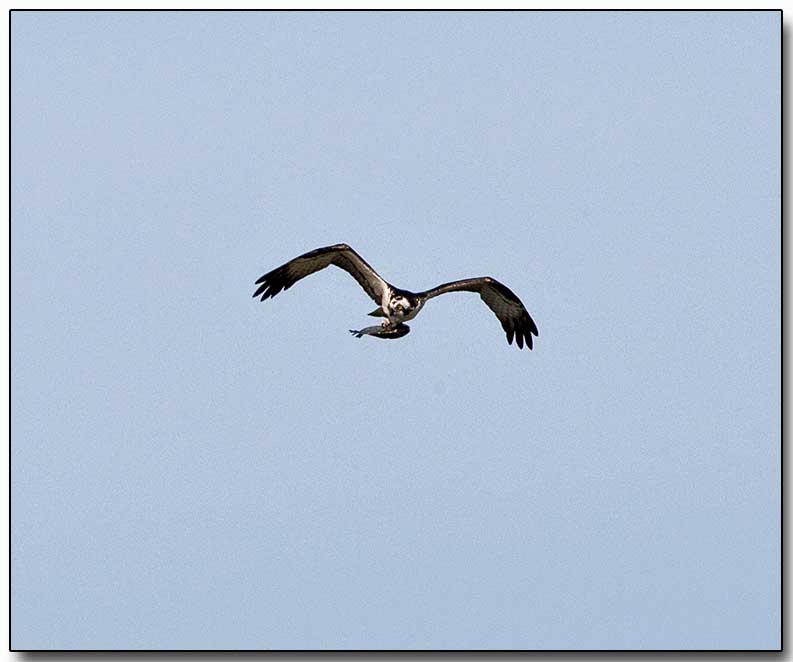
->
[391,297,410,313]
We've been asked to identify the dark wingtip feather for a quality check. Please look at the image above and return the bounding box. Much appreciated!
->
[503,311,538,351]
[528,315,539,337]
[520,312,538,350]
[253,265,291,302]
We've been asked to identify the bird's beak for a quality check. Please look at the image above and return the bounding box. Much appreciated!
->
[368,307,386,317]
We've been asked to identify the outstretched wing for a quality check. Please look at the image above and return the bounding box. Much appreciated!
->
[422,277,538,350]
[253,243,388,305]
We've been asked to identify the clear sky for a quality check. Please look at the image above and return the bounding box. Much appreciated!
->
[11,10,780,650]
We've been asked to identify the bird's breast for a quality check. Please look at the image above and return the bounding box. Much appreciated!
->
[401,302,424,322]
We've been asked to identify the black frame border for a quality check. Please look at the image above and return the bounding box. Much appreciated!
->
[7,7,784,654]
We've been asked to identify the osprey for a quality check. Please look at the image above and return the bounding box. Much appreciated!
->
[253,243,538,350]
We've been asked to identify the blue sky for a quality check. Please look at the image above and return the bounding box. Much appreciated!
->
[11,10,780,649]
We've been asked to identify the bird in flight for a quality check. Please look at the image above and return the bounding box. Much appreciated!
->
[253,243,538,350]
